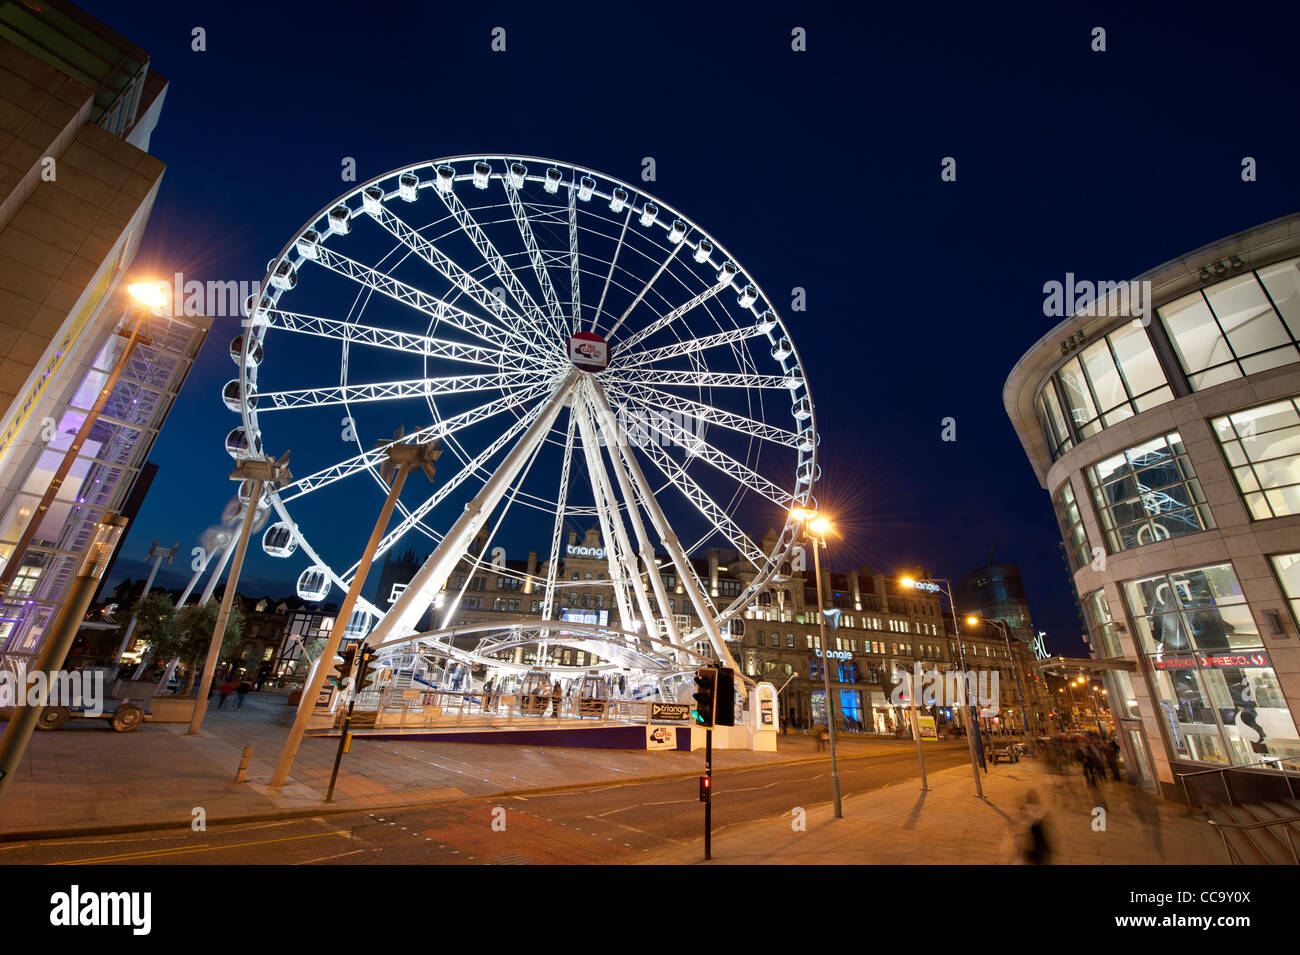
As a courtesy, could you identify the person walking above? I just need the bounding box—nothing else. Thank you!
[236,680,250,709]
[218,678,235,709]
[1105,736,1122,781]
[1001,789,1052,865]
[549,681,563,718]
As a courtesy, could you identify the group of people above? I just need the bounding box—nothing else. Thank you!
[216,678,251,709]
[1042,731,1121,786]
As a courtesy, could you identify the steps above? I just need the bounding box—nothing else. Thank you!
[1207,798,1300,864]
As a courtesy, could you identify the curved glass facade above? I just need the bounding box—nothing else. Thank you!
[1035,256,1300,464]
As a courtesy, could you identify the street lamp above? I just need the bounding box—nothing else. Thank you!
[790,507,842,818]
[965,616,1036,752]
[901,574,984,797]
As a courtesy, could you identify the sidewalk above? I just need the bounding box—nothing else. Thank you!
[642,756,1227,865]
[0,692,883,841]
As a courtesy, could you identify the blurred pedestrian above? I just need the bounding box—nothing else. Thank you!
[236,680,250,709]
[1001,789,1052,865]
[218,679,235,709]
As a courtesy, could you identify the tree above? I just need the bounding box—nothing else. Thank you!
[121,593,181,674]
[174,601,246,696]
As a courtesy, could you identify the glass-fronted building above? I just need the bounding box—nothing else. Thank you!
[1005,213,1300,799]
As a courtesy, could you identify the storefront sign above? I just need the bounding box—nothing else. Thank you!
[815,649,852,660]
[1149,651,1271,671]
[566,545,607,559]
[910,580,942,594]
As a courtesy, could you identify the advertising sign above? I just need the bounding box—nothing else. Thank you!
[651,702,691,721]
[646,725,677,750]
[568,332,610,371]
[1149,651,1272,671]
[315,684,335,708]
[759,697,775,728]
[917,715,938,740]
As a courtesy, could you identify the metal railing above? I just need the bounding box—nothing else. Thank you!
[1177,756,1300,808]
[333,688,659,731]
[1208,813,1300,866]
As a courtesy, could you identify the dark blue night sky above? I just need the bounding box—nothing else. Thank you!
[88,1,1300,656]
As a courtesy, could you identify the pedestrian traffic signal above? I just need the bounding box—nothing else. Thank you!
[354,644,379,695]
[699,775,711,802]
[692,667,717,726]
[329,646,358,688]
[714,666,736,727]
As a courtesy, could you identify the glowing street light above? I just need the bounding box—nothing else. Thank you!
[790,507,842,817]
[965,614,1036,751]
[127,280,169,309]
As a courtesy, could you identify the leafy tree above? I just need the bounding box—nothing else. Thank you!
[121,593,181,673]
[174,601,245,695]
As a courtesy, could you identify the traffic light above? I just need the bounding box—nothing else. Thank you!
[328,645,358,688]
[692,667,717,726]
[699,775,711,802]
[354,644,379,695]
[714,667,735,727]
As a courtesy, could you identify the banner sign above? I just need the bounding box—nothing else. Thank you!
[651,702,691,721]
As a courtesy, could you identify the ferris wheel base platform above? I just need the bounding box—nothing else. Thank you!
[344,721,759,751]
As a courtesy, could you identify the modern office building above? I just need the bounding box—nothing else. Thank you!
[1005,213,1300,798]
[0,2,206,662]
[956,560,1037,644]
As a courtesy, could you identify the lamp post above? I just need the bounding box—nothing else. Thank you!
[270,440,440,790]
[966,616,1035,753]
[901,575,983,797]
[110,538,177,678]
[188,453,292,735]
[791,507,842,818]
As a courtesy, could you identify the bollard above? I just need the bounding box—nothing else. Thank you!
[235,745,253,783]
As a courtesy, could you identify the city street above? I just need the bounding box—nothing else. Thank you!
[0,743,971,864]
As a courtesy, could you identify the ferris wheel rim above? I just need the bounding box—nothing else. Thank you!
[235,155,820,636]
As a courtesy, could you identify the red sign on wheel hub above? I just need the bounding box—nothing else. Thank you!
[568,331,610,372]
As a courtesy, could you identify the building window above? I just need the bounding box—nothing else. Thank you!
[1212,394,1300,520]
[1273,553,1300,632]
[786,633,795,647]
[1124,563,1297,766]
[1081,589,1122,658]
[1054,479,1092,571]
[1158,260,1300,391]
[1087,431,1214,553]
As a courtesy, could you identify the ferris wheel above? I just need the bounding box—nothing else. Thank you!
[230,156,818,672]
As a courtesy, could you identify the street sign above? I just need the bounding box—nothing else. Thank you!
[651,702,691,721]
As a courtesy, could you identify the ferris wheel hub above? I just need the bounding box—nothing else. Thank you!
[568,331,610,372]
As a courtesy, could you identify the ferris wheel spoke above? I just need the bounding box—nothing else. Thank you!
[630,437,767,570]
[353,397,553,575]
[277,385,550,503]
[611,369,789,390]
[604,241,682,341]
[628,403,795,509]
[364,205,555,358]
[608,381,800,448]
[611,318,779,369]
[500,166,567,332]
[590,206,632,334]
[611,266,731,354]
[539,410,578,623]
[310,245,543,363]
[567,176,582,333]
[436,181,565,346]
[255,370,545,412]
[257,307,517,370]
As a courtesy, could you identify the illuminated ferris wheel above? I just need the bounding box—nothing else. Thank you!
[229,156,818,672]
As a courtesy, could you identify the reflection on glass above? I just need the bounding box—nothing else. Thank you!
[1088,432,1214,553]
[1213,395,1300,519]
